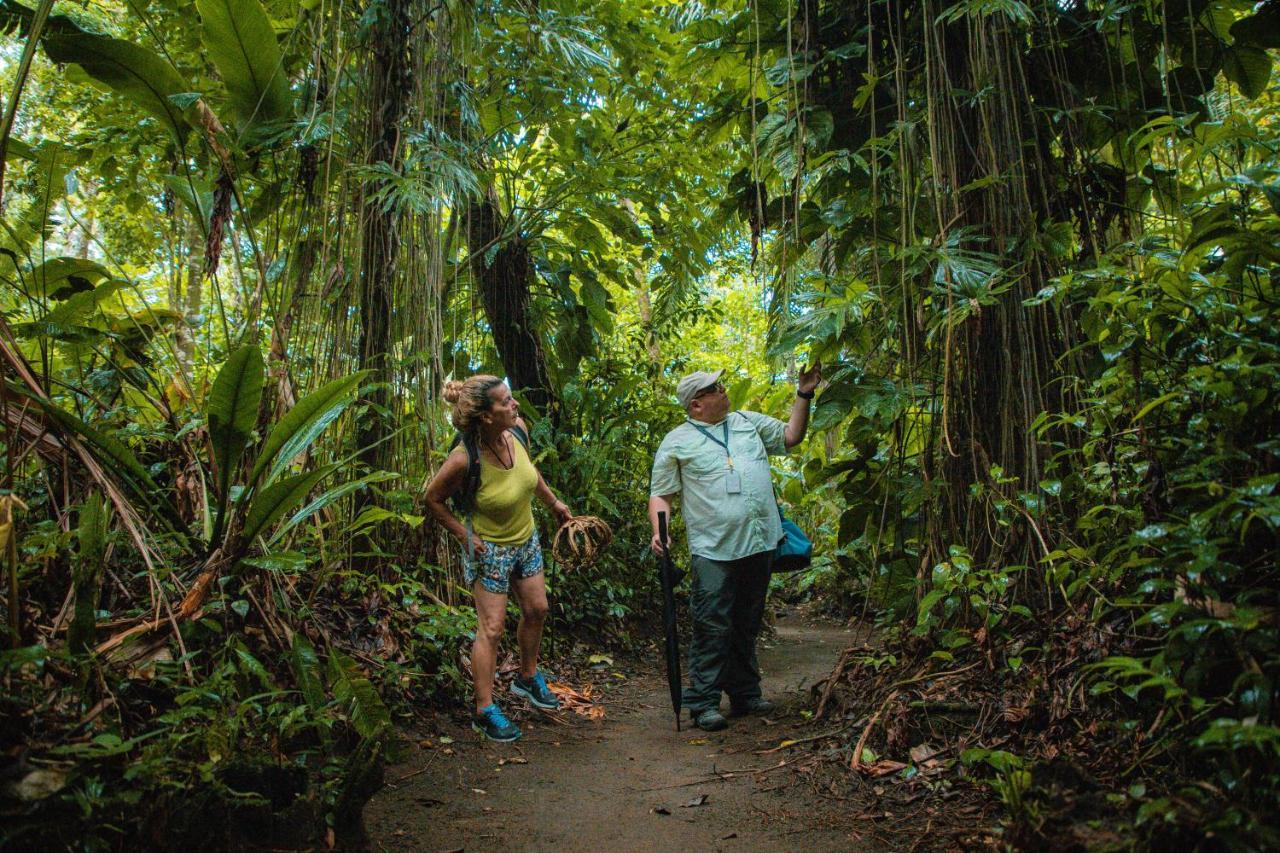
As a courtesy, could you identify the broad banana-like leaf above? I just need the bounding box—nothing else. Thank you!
[40,30,193,142]
[196,0,292,130]
[246,371,368,491]
[240,463,335,546]
[207,345,264,542]
[289,634,327,713]
[270,470,397,546]
[328,651,391,739]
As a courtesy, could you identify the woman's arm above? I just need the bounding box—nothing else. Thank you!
[517,417,573,525]
[424,449,484,554]
[534,471,573,526]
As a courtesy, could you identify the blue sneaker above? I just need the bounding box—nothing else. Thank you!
[511,671,560,710]
[472,704,521,742]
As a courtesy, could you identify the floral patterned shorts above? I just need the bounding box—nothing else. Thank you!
[463,530,544,595]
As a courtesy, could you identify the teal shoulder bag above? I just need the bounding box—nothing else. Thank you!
[774,507,812,573]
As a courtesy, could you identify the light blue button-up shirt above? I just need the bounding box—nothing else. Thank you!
[650,410,788,561]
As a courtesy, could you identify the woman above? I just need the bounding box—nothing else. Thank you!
[424,375,573,742]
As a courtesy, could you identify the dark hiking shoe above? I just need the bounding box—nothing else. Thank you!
[511,671,560,710]
[693,709,728,731]
[729,697,777,717]
[472,704,521,742]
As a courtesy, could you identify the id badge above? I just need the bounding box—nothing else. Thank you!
[725,470,742,494]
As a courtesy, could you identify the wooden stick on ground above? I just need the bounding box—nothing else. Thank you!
[850,690,898,772]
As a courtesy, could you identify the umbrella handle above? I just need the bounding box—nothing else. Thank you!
[657,510,669,559]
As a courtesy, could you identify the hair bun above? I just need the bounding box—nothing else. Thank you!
[442,379,465,405]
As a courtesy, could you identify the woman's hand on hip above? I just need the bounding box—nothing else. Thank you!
[459,533,487,557]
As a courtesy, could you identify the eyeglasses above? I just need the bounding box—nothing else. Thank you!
[693,382,725,400]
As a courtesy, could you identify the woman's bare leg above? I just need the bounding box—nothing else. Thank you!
[510,572,549,679]
[472,584,508,710]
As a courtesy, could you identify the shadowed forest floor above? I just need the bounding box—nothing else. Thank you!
[365,608,999,851]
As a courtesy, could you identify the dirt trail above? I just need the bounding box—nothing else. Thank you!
[365,610,901,851]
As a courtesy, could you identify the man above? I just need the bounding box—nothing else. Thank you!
[648,364,822,731]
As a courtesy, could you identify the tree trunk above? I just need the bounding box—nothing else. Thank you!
[921,8,1076,575]
[467,192,558,424]
[356,0,413,468]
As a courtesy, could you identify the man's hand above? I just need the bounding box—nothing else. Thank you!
[650,530,672,557]
[798,360,822,395]
[648,494,676,556]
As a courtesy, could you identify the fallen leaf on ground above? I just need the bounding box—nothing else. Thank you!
[1003,705,1030,722]
[909,743,936,763]
[652,806,671,815]
[498,756,528,765]
[687,737,709,745]
[588,654,613,665]
[548,681,605,720]
[682,794,709,808]
[861,759,908,777]
[471,788,487,795]
[7,768,68,801]
[720,833,738,840]
[439,736,455,744]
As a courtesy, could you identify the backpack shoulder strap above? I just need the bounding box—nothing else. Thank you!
[509,424,530,450]
[448,432,482,515]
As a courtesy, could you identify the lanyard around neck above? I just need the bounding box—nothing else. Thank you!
[689,418,734,469]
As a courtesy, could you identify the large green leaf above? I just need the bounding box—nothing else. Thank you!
[246,371,368,491]
[270,470,396,545]
[240,463,335,546]
[40,31,193,141]
[1222,45,1273,100]
[26,256,110,300]
[207,345,264,542]
[1231,6,1280,50]
[162,174,213,223]
[40,278,128,327]
[289,634,327,713]
[196,0,291,130]
[327,652,391,739]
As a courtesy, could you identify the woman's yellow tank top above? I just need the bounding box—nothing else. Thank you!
[471,436,538,545]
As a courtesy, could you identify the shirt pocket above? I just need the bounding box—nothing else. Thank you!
[731,424,769,462]
[682,453,723,480]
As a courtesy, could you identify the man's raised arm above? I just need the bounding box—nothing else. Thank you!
[784,361,823,448]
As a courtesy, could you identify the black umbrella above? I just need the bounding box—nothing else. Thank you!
[657,511,683,731]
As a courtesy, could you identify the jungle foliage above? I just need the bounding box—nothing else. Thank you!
[0,0,1277,847]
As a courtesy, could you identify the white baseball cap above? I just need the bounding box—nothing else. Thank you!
[676,369,725,408]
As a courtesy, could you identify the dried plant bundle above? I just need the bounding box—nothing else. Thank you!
[551,515,613,568]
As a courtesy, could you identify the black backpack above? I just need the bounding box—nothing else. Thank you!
[448,425,530,516]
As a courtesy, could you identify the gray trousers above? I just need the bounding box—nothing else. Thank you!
[683,550,773,716]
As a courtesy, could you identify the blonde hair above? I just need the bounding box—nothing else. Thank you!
[442,374,504,435]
